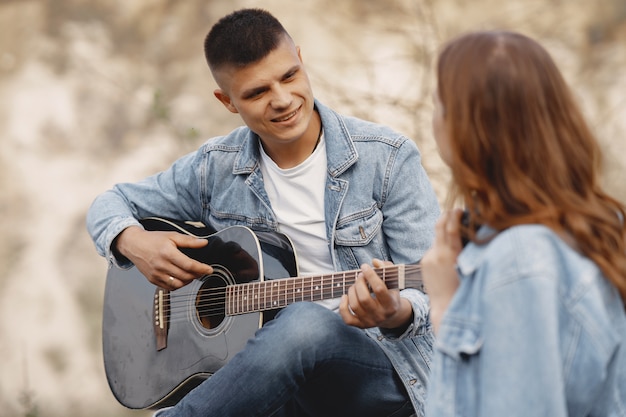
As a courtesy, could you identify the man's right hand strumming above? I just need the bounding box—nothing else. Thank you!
[114,226,214,289]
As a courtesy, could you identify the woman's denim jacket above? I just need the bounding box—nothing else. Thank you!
[426,224,626,417]
[87,99,441,416]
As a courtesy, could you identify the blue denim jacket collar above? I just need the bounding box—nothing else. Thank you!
[456,225,496,276]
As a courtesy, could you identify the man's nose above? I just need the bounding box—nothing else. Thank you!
[270,85,292,109]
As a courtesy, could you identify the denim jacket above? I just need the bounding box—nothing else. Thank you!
[87,99,440,415]
[426,224,626,417]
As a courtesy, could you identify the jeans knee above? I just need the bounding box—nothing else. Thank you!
[269,302,344,348]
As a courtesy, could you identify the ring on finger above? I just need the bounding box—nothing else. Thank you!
[348,304,357,316]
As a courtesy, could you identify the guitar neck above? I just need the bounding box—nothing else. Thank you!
[225,264,422,316]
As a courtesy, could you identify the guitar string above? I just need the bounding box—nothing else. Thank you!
[160,266,421,312]
[161,286,423,323]
[158,275,420,325]
[160,266,422,313]
[156,267,423,322]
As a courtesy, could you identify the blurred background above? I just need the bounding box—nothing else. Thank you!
[0,0,624,416]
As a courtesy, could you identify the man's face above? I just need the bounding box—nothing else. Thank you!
[212,36,316,147]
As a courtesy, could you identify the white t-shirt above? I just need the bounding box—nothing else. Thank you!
[259,133,340,310]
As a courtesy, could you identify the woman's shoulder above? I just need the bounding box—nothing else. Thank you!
[458,224,589,286]
[460,224,560,266]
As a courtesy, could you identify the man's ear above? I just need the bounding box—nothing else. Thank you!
[214,89,238,114]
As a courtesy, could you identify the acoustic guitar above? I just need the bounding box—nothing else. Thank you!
[102,217,424,409]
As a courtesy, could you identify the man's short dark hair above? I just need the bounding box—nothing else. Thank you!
[204,8,290,71]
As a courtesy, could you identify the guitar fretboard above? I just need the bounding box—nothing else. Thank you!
[225,264,422,316]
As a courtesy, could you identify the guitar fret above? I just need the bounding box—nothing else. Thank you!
[271,280,277,309]
[250,284,255,313]
[249,284,254,313]
[280,279,286,308]
[314,276,320,301]
[247,283,252,313]
[226,286,231,315]
[240,285,245,314]
[325,275,329,298]
[323,274,332,299]
[317,276,322,300]
[266,280,272,309]
[242,284,246,314]
[245,283,250,314]
[233,285,238,315]
[255,282,259,312]
[241,285,250,311]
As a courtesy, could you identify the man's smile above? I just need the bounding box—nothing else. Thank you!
[272,107,299,123]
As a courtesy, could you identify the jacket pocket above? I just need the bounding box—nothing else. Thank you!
[436,316,483,360]
[334,206,386,268]
[334,204,383,246]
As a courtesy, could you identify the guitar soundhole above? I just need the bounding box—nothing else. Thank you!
[195,275,227,330]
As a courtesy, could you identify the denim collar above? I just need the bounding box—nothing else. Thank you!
[233,99,358,177]
[456,225,497,276]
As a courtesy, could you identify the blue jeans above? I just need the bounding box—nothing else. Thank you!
[156,302,414,417]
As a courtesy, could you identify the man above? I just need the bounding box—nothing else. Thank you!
[87,8,440,417]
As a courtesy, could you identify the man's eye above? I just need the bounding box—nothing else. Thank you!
[284,71,297,81]
[246,90,264,99]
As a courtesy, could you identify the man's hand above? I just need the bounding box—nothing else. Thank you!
[115,226,214,289]
[340,259,413,330]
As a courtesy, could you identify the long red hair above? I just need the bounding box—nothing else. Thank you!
[437,31,626,305]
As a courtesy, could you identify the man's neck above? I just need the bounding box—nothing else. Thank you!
[260,112,322,169]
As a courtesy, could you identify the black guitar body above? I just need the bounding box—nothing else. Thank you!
[102,218,297,409]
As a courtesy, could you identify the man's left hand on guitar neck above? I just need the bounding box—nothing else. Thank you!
[339,259,414,331]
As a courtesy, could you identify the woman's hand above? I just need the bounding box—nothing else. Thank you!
[421,208,465,334]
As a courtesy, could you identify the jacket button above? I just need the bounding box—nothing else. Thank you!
[409,379,417,385]
[377,335,385,341]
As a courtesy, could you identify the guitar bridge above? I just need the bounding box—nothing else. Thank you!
[153,288,170,351]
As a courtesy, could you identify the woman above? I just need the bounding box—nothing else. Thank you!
[422,30,626,416]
